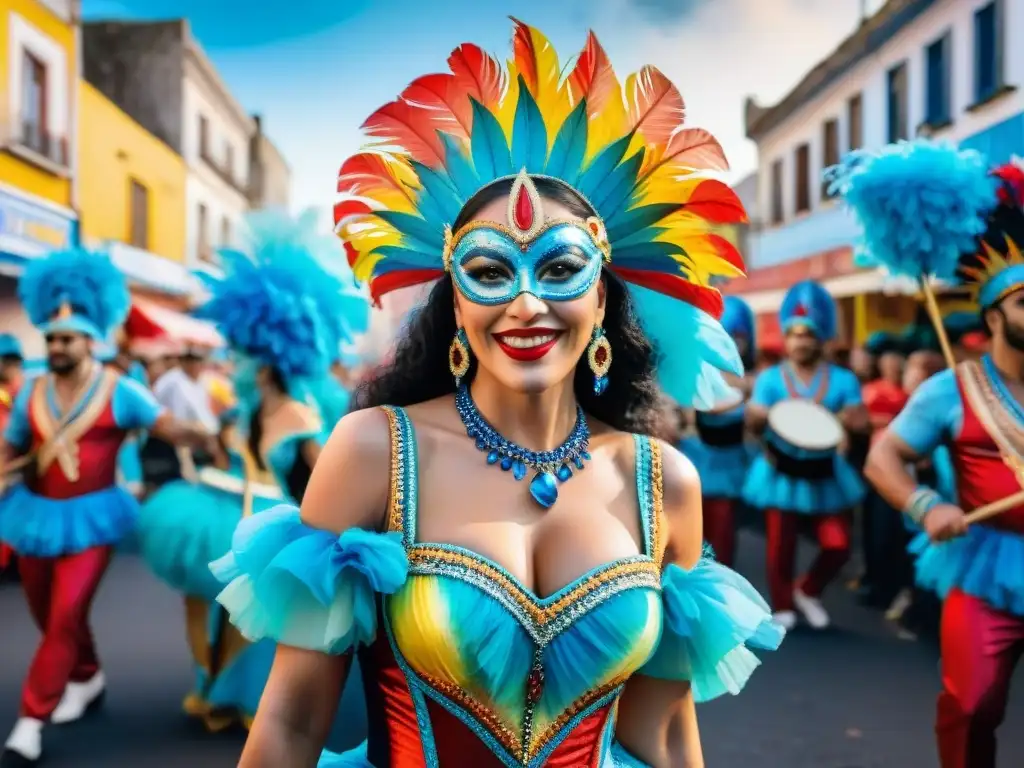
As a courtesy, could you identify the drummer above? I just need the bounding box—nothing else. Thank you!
[743,280,869,630]
[680,295,757,567]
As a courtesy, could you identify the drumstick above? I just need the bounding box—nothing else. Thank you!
[964,488,1024,524]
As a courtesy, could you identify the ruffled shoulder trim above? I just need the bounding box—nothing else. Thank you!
[639,556,784,702]
[210,505,409,653]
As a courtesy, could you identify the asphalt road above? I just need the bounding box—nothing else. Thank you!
[1,531,1022,768]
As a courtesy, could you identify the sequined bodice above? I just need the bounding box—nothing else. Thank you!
[372,407,665,767]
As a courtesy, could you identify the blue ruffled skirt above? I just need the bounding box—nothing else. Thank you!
[741,453,865,514]
[0,484,139,557]
[680,438,757,500]
[910,525,1024,616]
[137,480,280,601]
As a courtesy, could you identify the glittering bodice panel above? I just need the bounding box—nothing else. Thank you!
[376,407,665,767]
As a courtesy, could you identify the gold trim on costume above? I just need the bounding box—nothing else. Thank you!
[958,360,1024,488]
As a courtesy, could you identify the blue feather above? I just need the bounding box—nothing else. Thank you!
[439,133,481,201]
[372,248,446,272]
[827,140,998,280]
[611,241,686,264]
[576,133,633,202]
[589,151,644,220]
[375,211,445,251]
[606,204,677,241]
[18,248,130,336]
[409,161,463,224]
[470,99,513,180]
[545,100,588,183]
[610,223,671,249]
[510,76,548,174]
[721,295,756,346]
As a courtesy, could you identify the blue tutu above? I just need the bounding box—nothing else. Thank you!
[0,484,139,557]
[137,479,282,601]
[741,453,865,514]
[911,525,1024,616]
[680,437,757,500]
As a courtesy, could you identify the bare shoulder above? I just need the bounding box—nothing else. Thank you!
[653,437,702,568]
[277,399,322,432]
[301,406,394,533]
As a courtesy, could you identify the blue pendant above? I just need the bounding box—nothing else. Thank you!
[529,472,558,508]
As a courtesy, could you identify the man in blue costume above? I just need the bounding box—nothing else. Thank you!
[744,280,868,630]
[0,249,213,766]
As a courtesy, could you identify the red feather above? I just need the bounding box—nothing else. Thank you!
[361,100,445,168]
[994,163,1024,205]
[448,43,504,109]
[706,233,746,274]
[511,18,540,93]
[612,267,724,318]
[369,269,444,306]
[641,128,728,179]
[337,153,415,206]
[343,241,359,269]
[401,73,474,142]
[683,180,748,225]
[333,199,372,229]
[567,32,618,117]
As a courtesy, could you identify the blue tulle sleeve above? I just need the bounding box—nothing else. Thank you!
[210,505,409,654]
[638,557,785,702]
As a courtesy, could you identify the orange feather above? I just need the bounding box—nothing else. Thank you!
[361,100,446,168]
[640,128,728,179]
[448,43,505,110]
[401,73,474,142]
[510,18,570,140]
[680,180,748,225]
[337,153,417,209]
[626,66,685,148]
[566,32,627,159]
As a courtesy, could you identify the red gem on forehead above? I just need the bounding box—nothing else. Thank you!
[513,185,535,231]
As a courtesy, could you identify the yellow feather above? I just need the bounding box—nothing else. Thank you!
[495,59,520,141]
[585,90,626,162]
[655,231,744,279]
[512,23,571,149]
[637,170,705,206]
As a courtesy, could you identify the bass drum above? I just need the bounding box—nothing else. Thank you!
[764,399,844,479]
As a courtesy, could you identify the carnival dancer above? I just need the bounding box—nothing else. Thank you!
[680,295,757,566]
[0,249,213,767]
[836,142,1024,768]
[743,280,868,630]
[208,21,783,768]
[135,209,366,733]
[0,334,24,579]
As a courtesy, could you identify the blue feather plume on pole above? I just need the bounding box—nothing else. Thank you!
[826,140,998,280]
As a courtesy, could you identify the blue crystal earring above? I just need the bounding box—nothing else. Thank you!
[587,325,612,395]
[449,327,471,387]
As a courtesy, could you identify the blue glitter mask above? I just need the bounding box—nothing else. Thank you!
[443,171,611,305]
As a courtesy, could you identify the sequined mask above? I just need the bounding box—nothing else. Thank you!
[443,170,611,306]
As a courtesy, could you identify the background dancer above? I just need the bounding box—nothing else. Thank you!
[0,249,212,767]
[744,280,869,630]
[837,141,1024,768]
[681,295,757,566]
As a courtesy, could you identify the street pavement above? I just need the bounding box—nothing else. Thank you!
[1,530,1022,768]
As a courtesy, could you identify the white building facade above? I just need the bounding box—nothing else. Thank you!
[737,0,1022,336]
[182,39,252,272]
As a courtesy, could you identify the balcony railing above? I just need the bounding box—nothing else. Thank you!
[3,118,70,171]
[199,147,248,196]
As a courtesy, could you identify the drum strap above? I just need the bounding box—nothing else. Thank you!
[959,360,1024,488]
[781,363,829,403]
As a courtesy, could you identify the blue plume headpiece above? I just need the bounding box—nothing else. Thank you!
[721,296,756,344]
[18,248,130,340]
[196,209,367,381]
[0,334,23,359]
[779,280,837,341]
[826,140,998,281]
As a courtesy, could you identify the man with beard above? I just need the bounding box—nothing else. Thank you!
[0,249,214,767]
[744,280,869,630]
[865,160,1024,768]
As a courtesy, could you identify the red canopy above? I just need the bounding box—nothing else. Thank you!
[124,297,224,348]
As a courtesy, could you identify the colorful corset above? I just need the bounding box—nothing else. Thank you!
[212,406,784,767]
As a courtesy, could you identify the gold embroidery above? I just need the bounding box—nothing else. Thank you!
[649,438,665,569]
[381,406,405,535]
[529,677,624,758]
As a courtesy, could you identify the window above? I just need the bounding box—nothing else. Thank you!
[197,203,209,261]
[821,119,840,199]
[925,34,952,126]
[974,1,1003,102]
[199,115,209,158]
[225,142,234,178]
[20,51,47,151]
[770,159,784,225]
[847,93,863,151]
[794,144,811,214]
[887,62,908,143]
[129,179,149,249]
[220,215,231,247]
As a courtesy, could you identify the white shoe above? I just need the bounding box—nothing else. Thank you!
[3,718,42,762]
[772,610,797,631]
[51,671,105,725]
[794,588,830,629]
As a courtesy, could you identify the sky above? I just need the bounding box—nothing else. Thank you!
[81,0,888,232]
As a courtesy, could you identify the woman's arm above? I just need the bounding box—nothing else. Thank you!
[237,407,393,767]
[615,445,705,768]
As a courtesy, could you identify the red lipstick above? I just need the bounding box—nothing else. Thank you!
[493,328,563,362]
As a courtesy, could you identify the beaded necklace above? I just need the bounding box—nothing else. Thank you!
[454,384,591,508]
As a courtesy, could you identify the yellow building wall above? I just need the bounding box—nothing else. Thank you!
[0,0,76,206]
[77,82,187,262]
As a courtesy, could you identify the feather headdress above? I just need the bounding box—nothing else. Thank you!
[197,209,366,381]
[779,280,837,341]
[720,295,756,367]
[334,19,747,407]
[18,248,130,340]
[828,140,1024,308]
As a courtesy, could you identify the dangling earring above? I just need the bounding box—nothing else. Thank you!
[587,325,612,395]
[449,327,471,387]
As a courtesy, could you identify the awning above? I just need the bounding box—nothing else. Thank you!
[125,297,224,348]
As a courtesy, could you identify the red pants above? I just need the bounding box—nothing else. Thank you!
[765,509,850,612]
[936,589,1024,768]
[17,545,113,719]
[703,497,735,567]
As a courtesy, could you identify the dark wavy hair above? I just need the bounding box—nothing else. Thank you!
[354,176,672,438]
